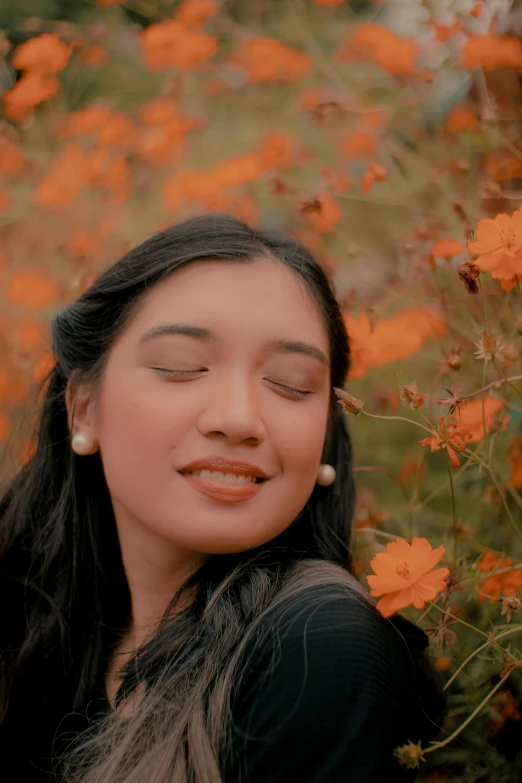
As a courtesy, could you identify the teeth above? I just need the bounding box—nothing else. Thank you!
[191,469,256,485]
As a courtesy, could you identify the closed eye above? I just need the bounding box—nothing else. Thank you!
[153,368,206,378]
[268,381,312,399]
[153,369,312,398]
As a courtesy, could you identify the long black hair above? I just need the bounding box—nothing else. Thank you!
[0,213,445,781]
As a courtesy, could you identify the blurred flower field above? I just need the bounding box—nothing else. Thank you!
[3,0,522,779]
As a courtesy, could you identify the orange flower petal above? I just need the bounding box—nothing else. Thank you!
[375,588,414,618]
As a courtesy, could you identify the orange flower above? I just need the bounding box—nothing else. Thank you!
[228,37,312,83]
[508,435,522,488]
[367,536,449,618]
[80,45,110,68]
[201,192,260,226]
[212,154,265,188]
[141,20,218,71]
[431,238,465,259]
[84,149,131,203]
[4,268,60,310]
[339,130,376,158]
[138,98,179,125]
[301,193,342,233]
[2,73,58,121]
[344,307,447,380]
[95,112,138,149]
[461,35,522,70]
[445,105,480,134]
[434,22,463,42]
[163,153,266,209]
[361,163,387,194]
[434,656,452,671]
[259,132,295,170]
[34,143,86,207]
[137,123,187,166]
[468,211,522,291]
[456,396,509,442]
[419,416,473,469]
[485,152,521,182]
[321,165,351,193]
[339,23,419,76]
[12,33,71,74]
[476,551,522,603]
[0,190,9,212]
[59,106,112,137]
[470,2,484,16]
[176,0,220,26]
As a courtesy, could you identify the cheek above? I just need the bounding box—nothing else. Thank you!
[95,374,187,498]
[276,402,328,476]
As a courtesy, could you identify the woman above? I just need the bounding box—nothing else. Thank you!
[0,213,446,782]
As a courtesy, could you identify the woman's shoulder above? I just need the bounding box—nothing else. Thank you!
[227,568,443,782]
[247,564,430,664]
[241,572,429,681]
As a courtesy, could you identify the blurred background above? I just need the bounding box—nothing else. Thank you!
[2,1,522,779]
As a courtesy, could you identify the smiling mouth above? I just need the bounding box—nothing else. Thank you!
[182,469,267,485]
[179,470,269,503]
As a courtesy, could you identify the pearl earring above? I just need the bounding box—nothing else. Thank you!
[317,464,336,486]
[71,433,90,454]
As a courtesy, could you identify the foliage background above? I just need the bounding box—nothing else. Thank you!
[2,0,522,780]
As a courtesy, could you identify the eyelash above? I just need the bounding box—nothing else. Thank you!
[152,369,312,398]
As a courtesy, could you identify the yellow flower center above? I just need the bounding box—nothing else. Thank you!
[499,227,516,248]
[396,561,410,580]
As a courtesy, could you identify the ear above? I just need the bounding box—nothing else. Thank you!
[65,370,98,451]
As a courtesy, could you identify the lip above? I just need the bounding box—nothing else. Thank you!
[180,471,266,503]
[178,456,270,479]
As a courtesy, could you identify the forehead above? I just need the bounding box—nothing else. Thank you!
[123,256,329,347]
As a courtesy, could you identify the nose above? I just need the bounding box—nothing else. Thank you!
[196,370,267,444]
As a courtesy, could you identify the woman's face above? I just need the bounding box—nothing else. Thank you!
[81,256,332,555]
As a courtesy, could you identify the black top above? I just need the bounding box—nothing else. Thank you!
[23,584,445,782]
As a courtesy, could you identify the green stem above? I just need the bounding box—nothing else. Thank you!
[354,527,407,542]
[465,374,522,400]
[464,450,522,542]
[480,359,488,460]
[446,458,458,568]
[412,456,474,513]
[425,669,514,753]
[361,410,433,434]
[492,357,522,399]
[443,625,522,691]
[427,601,490,638]
[479,276,489,330]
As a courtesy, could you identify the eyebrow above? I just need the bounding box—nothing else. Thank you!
[139,324,329,367]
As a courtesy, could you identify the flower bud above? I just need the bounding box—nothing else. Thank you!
[501,595,522,623]
[447,352,461,371]
[333,387,363,415]
[394,740,426,770]
[399,381,425,409]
